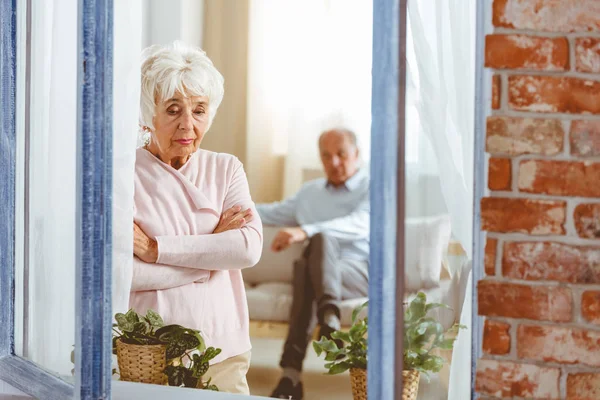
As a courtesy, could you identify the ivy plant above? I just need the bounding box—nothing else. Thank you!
[313,293,466,379]
[112,309,220,390]
[313,301,368,374]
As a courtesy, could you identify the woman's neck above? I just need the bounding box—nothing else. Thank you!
[145,143,190,170]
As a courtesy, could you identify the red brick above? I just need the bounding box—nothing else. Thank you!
[509,75,600,114]
[485,34,569,71]
[485,238,498,276]
[571,120,600,157]
[481,197,566,235]
[576,37,600,73]
[492,75,501,110]
[574,203,600,239]
[503,242,600,284]
[478,280,572,322]
[483,320,511,355]
[488,158,512,191]
[493,0,600,32]
[486,116,564,156]
[518,325,600,367]
[582,291,600,325]
[476,359,560,399]
[567,373,600,399]
[519,160,600,197]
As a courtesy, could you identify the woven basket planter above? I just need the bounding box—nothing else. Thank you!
[116,339,168,385]
[349,368,420,400]
[350,368,367,400]
[402,370,420,400]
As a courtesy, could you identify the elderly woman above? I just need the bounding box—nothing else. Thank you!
[129,42,262,394]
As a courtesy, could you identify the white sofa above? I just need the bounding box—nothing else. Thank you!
[243,216,470,332]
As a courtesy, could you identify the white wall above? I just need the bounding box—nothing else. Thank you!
[142,0,204,48]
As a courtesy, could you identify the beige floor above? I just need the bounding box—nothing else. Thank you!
[247,338,448,400]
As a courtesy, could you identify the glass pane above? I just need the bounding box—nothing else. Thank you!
[14,0,78,382]
[404,1,476,398]
[111,0,372,397]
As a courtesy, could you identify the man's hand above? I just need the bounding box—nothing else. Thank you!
[134,222,158,263]
[271,227,308,252]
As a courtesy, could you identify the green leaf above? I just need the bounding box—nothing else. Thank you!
[421,355,444,373]
[425,302,450,313]
[125,309,140,324]
[349,322,367,342]
[133,321,150,335]
[331,330,351,343]
[145,309,165,329]
[405,293,427,323]
[328,361,351,375]
[115,313,134,332]
[164,365,188,387]
[436,338,457,350]
[324,348,347,362]
[352,301,368,324]
[313,337,339,355]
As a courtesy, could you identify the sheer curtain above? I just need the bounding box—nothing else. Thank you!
[26,0,77,377]
[407,0,475,260]
[22,0,142,377]
[247,0,373,198]
[112,0,143,317]
[406,1,475,399]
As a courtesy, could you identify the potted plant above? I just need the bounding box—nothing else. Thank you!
[112,308,220,390]
[313,292,465,400]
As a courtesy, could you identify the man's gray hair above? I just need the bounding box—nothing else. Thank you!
[319,127,358,147]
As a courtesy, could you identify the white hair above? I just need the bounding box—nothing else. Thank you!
[139,41,224,132]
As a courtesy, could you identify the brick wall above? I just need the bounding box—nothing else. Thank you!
[476,1,600,399]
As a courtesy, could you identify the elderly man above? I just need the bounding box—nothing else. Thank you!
[257,128,370,400]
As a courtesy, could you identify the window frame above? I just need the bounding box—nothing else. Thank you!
[0,0,486,398]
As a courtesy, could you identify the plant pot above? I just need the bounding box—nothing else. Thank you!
[349,369,420,400]
[116,339,168,385]
[349,368,367,400]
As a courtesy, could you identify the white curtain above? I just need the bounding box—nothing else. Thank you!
[22,0,142,379]
[26,0,77,378]
[247,0,373,198]
[406,1,475,399]
[407,0,475,260]
[112,1,143,317]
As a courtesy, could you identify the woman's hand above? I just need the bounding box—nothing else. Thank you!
[213,205,253,234]
[134,222,158,263]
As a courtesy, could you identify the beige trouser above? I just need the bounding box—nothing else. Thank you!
[204,351,251,395]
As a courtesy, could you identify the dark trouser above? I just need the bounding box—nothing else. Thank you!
[279,233,368,371]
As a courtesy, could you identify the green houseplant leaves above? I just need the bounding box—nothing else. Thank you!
[112,309,219,390]
[313,301,368,374]
[313,293,465,379]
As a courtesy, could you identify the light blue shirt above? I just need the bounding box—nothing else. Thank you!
[256,168,370,261]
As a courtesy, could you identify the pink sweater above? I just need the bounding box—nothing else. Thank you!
[130,148,263,364]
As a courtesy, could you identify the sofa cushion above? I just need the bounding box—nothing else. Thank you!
[246,279,456,329]
[242,226,304,285]
[404,215,452,292]
[245,282,368,326]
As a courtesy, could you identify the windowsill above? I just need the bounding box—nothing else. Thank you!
[113,381,269,400]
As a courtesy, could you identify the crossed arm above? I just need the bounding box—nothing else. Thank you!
[131,161,263,291]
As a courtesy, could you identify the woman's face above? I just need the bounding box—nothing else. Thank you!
[148,91,209,167]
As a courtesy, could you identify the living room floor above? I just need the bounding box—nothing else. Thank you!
[247,337,448,400]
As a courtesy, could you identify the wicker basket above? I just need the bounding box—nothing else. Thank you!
[350,368,367,400]
[349,368,420,400]
[402,370,420,400]
[116,339,168,385]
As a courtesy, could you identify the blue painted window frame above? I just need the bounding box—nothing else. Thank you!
[0,0,113,399]
[0,0,485,399]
